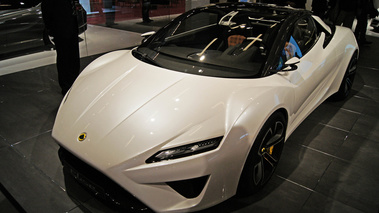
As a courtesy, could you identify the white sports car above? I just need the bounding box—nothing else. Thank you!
[53,2,358,212]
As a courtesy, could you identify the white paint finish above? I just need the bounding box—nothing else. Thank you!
[52,17,358,213]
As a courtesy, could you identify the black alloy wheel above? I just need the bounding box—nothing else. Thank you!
[332,51,358,100]
[238,112,286,195]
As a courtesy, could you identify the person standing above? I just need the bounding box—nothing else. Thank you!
[283,0,306,8]
[104,0,116,26]
[41,0,80,95]
[355,0,378,44]
[292,0,306,9]
[334,0,358,29]
[142,0,153,23]
[327,0,339,24]
[312,0,328,19]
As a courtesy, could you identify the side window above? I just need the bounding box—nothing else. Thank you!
[277,36,302,70]
[276,17,318,70]
[292,17,318,55]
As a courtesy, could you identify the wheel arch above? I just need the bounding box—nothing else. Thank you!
[235,107,288,195]
[240,106,289,161]
[222,103,289,197]
[216,81,294,199]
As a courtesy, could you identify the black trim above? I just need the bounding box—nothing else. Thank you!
[58,148,152,212]
[323,24,336,48]
[166,176,209,198]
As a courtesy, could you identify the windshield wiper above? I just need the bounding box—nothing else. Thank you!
[132,49,161,67]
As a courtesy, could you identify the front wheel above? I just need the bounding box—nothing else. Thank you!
[237,112,286,195]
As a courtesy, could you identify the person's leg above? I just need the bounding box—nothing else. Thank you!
[142,0,152,23]
[334,10,346,26]
[342,11,355,29]
[55,36,80,95]
[355,12,369,43]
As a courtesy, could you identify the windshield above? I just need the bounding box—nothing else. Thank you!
[136,6,283,78]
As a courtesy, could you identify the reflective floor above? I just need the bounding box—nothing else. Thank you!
[1,18,379,213]
[0,15,175,76]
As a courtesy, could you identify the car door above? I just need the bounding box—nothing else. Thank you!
[276,16,337,119]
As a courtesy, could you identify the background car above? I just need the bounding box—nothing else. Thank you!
[0,0,87,58]
[53,3,358,212]
[0,0,41,9]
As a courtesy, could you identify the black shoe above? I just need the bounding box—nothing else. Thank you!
[106,22,117,27]
[143,19,153,23]
[359,40,372,45]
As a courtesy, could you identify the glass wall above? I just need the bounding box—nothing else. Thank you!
[80,0,185,26]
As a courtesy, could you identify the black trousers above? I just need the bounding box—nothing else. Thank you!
[355,13,368,42]
[142,1,151,22]
[54,35,80,95]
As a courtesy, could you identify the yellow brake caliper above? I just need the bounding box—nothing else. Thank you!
[262,146,274,155]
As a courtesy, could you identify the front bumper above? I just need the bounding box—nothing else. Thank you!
[58,135,248,213]
[55,117,254,212]
[59,148,151,212]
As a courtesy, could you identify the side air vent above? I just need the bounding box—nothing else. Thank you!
[166,176,209,198]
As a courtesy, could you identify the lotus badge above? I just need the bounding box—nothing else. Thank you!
[78,132,87,142]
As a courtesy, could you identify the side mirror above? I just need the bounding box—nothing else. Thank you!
[282,57,300,71]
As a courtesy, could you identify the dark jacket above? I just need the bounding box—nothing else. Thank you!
[41,0,78,39]
[339,0,358,12]
[312,0,328,12]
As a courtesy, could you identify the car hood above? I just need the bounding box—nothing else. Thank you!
[52,50,271,170]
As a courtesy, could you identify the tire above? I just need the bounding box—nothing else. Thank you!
[332,51,358,101]
[237,112,286,195]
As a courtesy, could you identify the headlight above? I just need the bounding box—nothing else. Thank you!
[146,136,223,163]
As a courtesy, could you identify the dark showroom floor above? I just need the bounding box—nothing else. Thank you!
[1,19,379,212]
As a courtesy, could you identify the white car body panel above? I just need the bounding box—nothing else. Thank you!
[52,11,358,213]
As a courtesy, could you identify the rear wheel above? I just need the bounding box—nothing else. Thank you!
[238,112,286,195]
[332,51,358,100]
